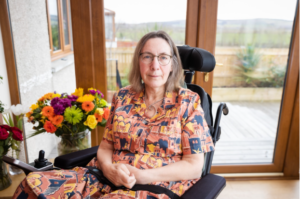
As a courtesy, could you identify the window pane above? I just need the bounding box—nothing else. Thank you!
[62,0,70,45]
[104,0,186,103]
[48,0,61,51]
[212,0,297,165]
[105,13,114,40]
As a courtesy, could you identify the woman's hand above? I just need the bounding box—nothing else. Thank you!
[124,164,148,184]
[97,142,136,188]
[102,163,136,189]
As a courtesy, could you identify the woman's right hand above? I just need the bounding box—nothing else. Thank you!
[101,163,136,189]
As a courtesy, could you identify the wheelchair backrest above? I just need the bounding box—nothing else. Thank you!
[177,45,216,177]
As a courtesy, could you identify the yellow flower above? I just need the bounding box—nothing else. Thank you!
[25,111,32,118]
[52,93,61,98]
[95,108,104,115]
[84,115,97,129]
[39,115,47,124]
[72,88,84,97]
[88,87,97,91]
[77,94,95,103]
[30,104,39,111]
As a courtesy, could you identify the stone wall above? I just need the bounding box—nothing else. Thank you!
[8,0,76,162]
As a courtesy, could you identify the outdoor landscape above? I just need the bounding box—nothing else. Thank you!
[106,18,293,95]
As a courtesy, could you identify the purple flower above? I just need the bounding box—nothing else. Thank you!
[96,90,104,98]
[51,97,60,106]
[53,104,65,115]
[60,98,72,108]
[89,90,96,95]
[67,95,78,102]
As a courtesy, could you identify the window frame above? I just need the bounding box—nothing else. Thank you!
[46,0,73,61]
[185,0,299,175]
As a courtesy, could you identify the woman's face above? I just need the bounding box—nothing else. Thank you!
[139,38,173,91]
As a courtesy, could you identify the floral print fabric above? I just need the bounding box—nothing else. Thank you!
[13,86,214,199]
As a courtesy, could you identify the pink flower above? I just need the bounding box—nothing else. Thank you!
[10,127,23,141]
[0,125,10,140]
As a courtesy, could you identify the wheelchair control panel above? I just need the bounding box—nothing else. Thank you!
[3,150,53,175]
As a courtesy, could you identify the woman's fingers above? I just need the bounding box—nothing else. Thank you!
[118,167,136,188]
[103,163,137,188]
[127,175,136,189]
[119,164,131,175]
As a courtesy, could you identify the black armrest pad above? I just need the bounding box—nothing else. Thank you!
[54,146,98,169]
[181,174,226,199]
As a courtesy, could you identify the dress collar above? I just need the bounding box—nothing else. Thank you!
[132,87,180,121]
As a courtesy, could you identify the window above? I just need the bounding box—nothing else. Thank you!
[105,9,115,41]
[46,0,72,60]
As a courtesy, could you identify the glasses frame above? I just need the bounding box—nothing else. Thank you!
[139,52,173,66]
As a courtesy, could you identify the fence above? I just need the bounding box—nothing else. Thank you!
[105,47,289,88]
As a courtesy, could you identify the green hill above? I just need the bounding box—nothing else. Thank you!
[115,18,294,47]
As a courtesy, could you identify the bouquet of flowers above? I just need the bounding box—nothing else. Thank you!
[0,124,23,189]
[0,124,23,157]
[26,88,109,155]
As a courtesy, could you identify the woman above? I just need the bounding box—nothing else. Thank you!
[13,31,214,199]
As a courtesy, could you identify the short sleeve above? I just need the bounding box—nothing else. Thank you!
[102,93,117,145]
[181,94,215,155]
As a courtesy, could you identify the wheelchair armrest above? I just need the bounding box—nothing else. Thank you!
[54,146,98,169]
[181,174,226,199]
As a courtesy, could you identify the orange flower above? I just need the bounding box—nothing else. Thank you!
[25,111,33,118]
[94,113,103,122]
[43,93,53,100]
[103,108,110,120]
[38,97,45,102]
[82,101,95,112]
[43,120,57,133]
[50,115,64,126]
[42,106,54,117]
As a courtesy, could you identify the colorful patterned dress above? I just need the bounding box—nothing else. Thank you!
[13,86,214,199]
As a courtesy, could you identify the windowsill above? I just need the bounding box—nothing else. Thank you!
[51,51,73,62]
[217,172,284,178]
[51,53,75,74]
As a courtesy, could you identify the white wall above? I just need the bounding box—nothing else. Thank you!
[7,0,76,162]
[0,24,11,112]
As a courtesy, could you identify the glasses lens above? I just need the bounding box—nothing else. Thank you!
[158,55,170,65]
[141,53,153,64]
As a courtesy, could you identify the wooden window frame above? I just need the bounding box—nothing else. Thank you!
[46,0,73,61]
[185,0,299,176]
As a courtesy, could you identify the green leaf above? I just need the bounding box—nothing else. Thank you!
[33,108,41,114]
[0,145,4,155]
[8,113,14,127]
[3,114,9,125]
[26,129,46,139]
[4,137,10,146]
[17,118,23,130]
[11,144,17,150]
[98,119,107,127]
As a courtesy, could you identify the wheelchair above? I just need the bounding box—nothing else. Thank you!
[4,45,228,199]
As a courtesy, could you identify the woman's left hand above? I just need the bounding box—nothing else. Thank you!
[125,164,149,184]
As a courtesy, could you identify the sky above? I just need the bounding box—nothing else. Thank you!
[104,0,297,24]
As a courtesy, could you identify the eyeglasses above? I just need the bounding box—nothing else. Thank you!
[140,53,172,66]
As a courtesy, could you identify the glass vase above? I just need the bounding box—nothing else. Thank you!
[9,164,23,175]
[57,130,91,156]
[9,143,23,175]
[0,159,12,191]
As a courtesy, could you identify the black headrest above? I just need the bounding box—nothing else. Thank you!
[177,45,216,72]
